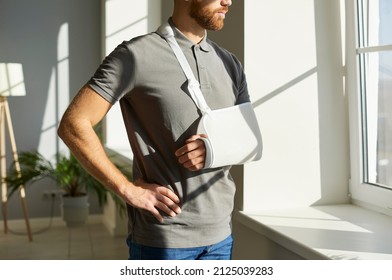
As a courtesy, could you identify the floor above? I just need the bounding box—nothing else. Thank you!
[0,216,128,260]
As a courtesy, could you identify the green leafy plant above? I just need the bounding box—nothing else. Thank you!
[4,150,126,215]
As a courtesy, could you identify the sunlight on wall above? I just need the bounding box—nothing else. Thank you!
[38,23,69,160]
[105,0,148,55]
[243,0,321,211]
[242,0,348,212]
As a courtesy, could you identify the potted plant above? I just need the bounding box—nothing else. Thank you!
[4,150,127,227]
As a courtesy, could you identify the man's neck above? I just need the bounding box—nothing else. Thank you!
[171,15,205,44]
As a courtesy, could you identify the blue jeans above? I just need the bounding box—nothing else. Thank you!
[127,235,233,260]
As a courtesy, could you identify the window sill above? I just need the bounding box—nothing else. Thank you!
[234,204,392,260]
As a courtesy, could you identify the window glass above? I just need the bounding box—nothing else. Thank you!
[361,51,392,187]
[359,0,392,47]
[358,0,392,188]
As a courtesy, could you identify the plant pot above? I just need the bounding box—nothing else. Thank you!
[61,194,90,227]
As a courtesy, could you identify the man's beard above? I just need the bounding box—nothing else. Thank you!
[189,1,227,31]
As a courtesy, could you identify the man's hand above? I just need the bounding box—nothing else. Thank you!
[124,178,182,223]
[175,134,207,171]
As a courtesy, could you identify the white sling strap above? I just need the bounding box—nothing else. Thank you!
[157,23,211,114]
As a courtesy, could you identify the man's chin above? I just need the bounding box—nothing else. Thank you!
[209,19,225,31]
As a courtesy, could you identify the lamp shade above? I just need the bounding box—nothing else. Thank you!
[0,63,26,96]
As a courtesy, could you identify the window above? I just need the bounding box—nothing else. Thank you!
[348,0,392,213]
[358,0,392,188]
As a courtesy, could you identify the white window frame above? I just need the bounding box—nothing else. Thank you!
[346,0,392,215]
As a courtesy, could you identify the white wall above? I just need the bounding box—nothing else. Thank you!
[242,0,349,212]
[232,0,350,259]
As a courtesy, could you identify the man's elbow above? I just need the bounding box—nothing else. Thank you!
[57,116,72,144]
[57,119,66,141]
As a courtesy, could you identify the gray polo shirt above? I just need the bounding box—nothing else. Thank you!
[88,20,250,248]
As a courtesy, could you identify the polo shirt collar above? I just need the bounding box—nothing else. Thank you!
[168,18,211,52]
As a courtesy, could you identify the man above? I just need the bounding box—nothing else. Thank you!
[58,0,249,260]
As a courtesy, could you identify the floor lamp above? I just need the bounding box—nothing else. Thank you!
[0,63,32,241]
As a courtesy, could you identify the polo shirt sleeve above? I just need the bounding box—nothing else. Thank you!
[88,42,135,105]
[234,57,251,105]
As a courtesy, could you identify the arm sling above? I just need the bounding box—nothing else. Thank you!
[157,23,263,169]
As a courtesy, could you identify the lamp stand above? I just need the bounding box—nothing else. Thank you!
[0,96,32,241]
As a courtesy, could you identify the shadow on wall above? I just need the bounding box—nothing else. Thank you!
[0,0,101,219]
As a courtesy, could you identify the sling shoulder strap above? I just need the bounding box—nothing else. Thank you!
[157,22,211,114]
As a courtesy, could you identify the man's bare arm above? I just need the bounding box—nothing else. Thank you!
[58,85,181,222]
